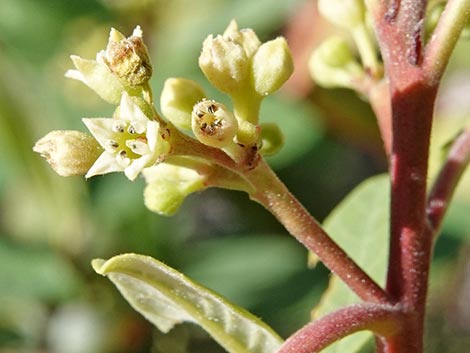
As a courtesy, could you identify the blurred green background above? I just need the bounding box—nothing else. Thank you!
[0,0,468,352]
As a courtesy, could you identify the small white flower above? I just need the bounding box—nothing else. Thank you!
[83,92,169,180]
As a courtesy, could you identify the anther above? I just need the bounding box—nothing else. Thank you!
[108,140,119,149]
[113,124,125,133]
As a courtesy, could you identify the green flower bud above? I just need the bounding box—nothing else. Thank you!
[223,20,261,58]
[160,78,206,130]
[259,123,284,156]
[191,100,238,148]
[251,37,294,96]
[33,130,102,176]
[235,120,260,145]
[199,34,250,94]
[318,0,366,29]
[309,36,364,88]
[103,26,153,87]
[143,163,206,216]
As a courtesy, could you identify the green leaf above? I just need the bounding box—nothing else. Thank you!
[92,253,283,353]
[312,174,390,353]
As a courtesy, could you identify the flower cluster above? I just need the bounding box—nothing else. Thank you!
[34,22,294,215]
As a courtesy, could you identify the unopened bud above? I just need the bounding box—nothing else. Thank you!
[103,26,152,87]
[236,120,260,145]
[192,100,238,148]
[143,163,206,216]
[318,0,365,29]
[199,34,249,94]
[160,78,206,130]
[33,131,102,176]
[223,20,261,58]
[259,123,284,156]
[309,36,364,88]
[251,37,294,96]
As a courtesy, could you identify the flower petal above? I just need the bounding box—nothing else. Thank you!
[119,93,149,133]
[146,121,159,152]
[68,55,126,104]
[124,154,153,181]
[82,118,117,149]
[85,151,124,178]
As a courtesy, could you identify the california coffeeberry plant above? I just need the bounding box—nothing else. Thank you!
[32,1,469,352]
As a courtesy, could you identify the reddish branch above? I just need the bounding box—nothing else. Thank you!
[277,304,402,353]
[372,1,435,351]
[247,161,392,305]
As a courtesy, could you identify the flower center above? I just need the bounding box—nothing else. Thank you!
[108,122,149,160]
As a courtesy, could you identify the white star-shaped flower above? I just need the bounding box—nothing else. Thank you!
[83,92,169,180]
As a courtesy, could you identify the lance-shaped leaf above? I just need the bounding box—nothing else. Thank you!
[92,254,283,353]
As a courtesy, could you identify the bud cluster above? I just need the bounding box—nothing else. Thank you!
[199,20,293,136]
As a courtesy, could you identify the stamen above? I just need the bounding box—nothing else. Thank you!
[128,125,136,134]
[113,124,125,133]
[108,140,119,149]
[208,104,218,114]
[126,139,149,155]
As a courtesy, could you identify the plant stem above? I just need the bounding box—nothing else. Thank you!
[423,0,470,83]
[246,159,391,304]
[426,128,470,233]
[170,126,391,304]
[371,1,440,352]
[277,303,402,353]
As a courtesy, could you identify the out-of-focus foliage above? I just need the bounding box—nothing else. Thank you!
[0,0,468,352]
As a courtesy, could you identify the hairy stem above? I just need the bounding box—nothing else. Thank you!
[277,303,402,353]
[246,159,391,304]
[381,70,437,353]
[371,1,442,352]
[426,128,470,233]
[423,0,470,83]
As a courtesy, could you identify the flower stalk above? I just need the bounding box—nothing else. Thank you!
[246,160,391,304]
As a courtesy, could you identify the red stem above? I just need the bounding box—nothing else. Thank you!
[277,303,402,353]
[426,128,470,233]
[247,160,392,305]
[372,1,437,352]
